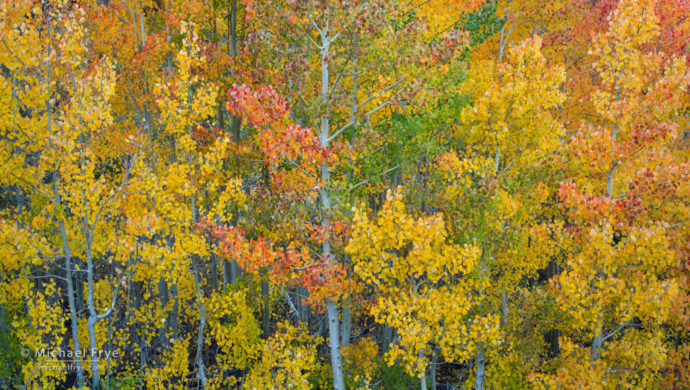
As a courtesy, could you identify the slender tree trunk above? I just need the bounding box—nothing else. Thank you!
[430,344,440,390]
[314,311,326,338]
[222,233,241,286]
[223,0,243,287]
[326,300,345,390]
[0,305,5,339]
[591,106,620,360]
[164,237,179,340]
[501,290,508,325]
[61,221,84,389]
[340,301,352,348]
[52,103,85,390]
[210,10,223,294]
[170,283,179,340]
[230,0,238,57]
[76,271,84,314]
[210,253,219,291]
[590,326,603,360]
[222,260,231,287]
[137,333,145,390]
[383,323,393,352]
[85,233,103,388]
[105,315,114,390]
[223,260,233,287]
[86,315,101,388]
[296,285,310,323]
[419,348,427,390]
[131,280,147,389]
[475,344,485,390]
[547,329,561,358]
[158,279,170,347]
[192,257,208,388]
[261,274,270,338]
[317,21,346,390]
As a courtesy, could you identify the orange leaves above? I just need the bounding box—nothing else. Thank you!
[549,4,689,380]
[656,0,690,61]
[205,223,289,279]
[297,259,356,309]
[214,226,300,284]
[227,84,290,128]
[296,219,351,250]
[200,219,355,308]
[559,180,621,227]
[163,0,210,29]
[559,160,689,234]
[227,84,330,194]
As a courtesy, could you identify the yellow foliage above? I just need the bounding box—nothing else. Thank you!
[459,36,565,171]
[342,337,379,385]
[346,188,494,377]
[244,321,321,390]
[145,337,190,390]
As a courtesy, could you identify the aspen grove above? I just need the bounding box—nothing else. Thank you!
[0,0,688,389]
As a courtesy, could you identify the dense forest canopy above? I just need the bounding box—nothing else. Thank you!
[0,0,688,389]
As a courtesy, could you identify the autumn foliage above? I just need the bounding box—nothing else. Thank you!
[0,0,688,389]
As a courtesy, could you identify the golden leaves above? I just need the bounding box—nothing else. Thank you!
[244,321,322,390]
[346,188,485,376]
[459,36,565,168]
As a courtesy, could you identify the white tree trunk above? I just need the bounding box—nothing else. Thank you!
[475,345,485,390]
[318,20,346,390]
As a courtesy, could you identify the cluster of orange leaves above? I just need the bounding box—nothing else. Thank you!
[195,218,354,309]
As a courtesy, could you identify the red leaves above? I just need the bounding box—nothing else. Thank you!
[197,219,354,308]
[559,157,690,231]
[631,122,678,147]
[215,226,279,273]
[227,84,290,129]
[226,84,331,193]
[655,0,690,62]
[199,221,298,284]
[559,180,619,226]
[627,162,689,204]
[296,219,351,249]
[297,259,354,311]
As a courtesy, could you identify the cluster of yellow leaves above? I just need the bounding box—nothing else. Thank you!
[346,188,496,377]
[556,224,679,337]
[348,189,478,287]
[412,0,485,38]
[530,335,610,390]
[146,337,190,390]
[16,284,66,390]
[244,321,321,390]
[0,219,48,273]
[459,36,565,170]
[531,330,671,389]
[341,337,379,387]
[206,290,261,378]
[432,151,493,202]
[154,22,218,147]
